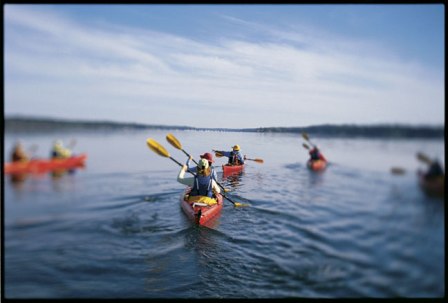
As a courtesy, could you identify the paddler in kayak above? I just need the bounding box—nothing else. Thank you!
[309,145,327,162]
[186,152,218,181]
[177,158,221,204]
[51,140,72,159]
[213,145,245,166]
[422,159,444,180]
[10,141,30,162]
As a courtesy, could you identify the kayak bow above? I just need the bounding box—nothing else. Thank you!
[180,187,223,225]
[307,159,327,171]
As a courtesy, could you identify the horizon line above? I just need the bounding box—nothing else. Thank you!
[4,114,445,130]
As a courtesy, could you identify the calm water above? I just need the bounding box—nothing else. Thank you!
[3,130,445,298]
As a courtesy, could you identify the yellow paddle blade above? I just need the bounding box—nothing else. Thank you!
[302,143,310,150]
[416,152,433,165]
[146,138,170,158]
[166,133,182,150]
[234,202,250,207]
[215,152,223,157]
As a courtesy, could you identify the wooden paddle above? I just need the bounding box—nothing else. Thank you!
[301,132,316,147]
[390,167,406,175]
[244,157,264,164]
[416,152,434,166]
[147,138,249,207]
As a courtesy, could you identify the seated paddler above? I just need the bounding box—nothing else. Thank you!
[177,158,221,205]
[186,152,218,181]
[309,145,327,162]
[213,145,245,166]
[51,140,72,159]
[11,141,30,163]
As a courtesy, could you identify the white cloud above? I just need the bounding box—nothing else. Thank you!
[4,5,444,128]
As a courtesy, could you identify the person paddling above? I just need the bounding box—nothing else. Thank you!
[51,140,72,159]
[423,159,444,180]
[10,141,29,162]
[214,145,245,166]
[309,145,327,162]
[186,152,218,181]
[177,158,221,204]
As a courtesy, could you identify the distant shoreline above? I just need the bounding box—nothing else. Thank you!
[4,116,445,139]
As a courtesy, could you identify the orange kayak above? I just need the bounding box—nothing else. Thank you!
[4,154,87,174]
[307,159,327,171]
[180,187,223,225]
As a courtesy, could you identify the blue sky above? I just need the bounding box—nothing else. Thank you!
[4,4,444,128]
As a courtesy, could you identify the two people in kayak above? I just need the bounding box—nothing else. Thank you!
[177,156,221,203]
[10,139,73,163]
[213,145,245,166]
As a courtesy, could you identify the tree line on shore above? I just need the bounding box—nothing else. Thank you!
[4,116,444,138]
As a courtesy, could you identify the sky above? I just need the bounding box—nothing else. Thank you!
[3,4,445,128]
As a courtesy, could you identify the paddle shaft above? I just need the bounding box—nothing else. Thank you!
[244,158,263,163]
[182,149,198,165]
[302,133,316,148]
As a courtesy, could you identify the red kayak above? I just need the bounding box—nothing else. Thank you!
[307,159,327,171]
[180,187,223,226]
[4,154,87,174]
[222,164,244,175]
[418,170,444,199]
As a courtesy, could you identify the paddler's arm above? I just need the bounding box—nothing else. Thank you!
[186,156,197,173]
[177,164,195,186]
[215,150,232,158]
[211,180,221,194]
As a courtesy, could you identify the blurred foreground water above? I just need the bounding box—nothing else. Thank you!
[3,130,445,298]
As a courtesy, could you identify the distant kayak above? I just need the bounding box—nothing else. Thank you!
[222,164,244,175]
[180,187,223,226]
[418,171,444,199]
[4,154,87,174]
[307,159,327,171]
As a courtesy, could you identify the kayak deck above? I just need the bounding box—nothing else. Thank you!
[180,187,223,226]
